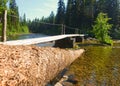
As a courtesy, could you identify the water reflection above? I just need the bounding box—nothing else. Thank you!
[7,33,55,47]
[67,45,120,86]
[7,33,48,40]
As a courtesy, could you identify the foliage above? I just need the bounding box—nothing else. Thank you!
[0,0,8,33]
[0,0,8,10]
[48,11,55,23]
[112,27,120,39]
[27,17,61,35]
[7,24,29,36]
[0,0,29,38]
[56,0,65,24]
[8,0,20,32]
[92,12,113,45]
[28,0,120,39]
[27,11,63,35]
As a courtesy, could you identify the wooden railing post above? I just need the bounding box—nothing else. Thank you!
[2,10,7,42]
[63,25,65,34]
[61,24,63,35]
[75,28,79,34]
[61,24,65,35]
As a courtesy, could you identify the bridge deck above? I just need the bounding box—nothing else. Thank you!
[0,34,85,45]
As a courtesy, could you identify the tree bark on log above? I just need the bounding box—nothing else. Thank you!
[0,45,84,86]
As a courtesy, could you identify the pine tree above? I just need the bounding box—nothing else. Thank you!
[9,0,19,25]
[0,0,8,35]
[70,0,79,27]
[0,0,8,11]
[104,0,120,38]
[0,0,8,20]
[23,13,26,25]
[8,0,20,34]
[105,0,119,24]
[20,13,26,25]
[56,0,65,24]
[65,0,74,26]
[48,11,55,23]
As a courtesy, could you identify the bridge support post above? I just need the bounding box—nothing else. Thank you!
[75,36,84,43]
[54,37,76,48]
[54,36,85,48]
[61,24,65,35]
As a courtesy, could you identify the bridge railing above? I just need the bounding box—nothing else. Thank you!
[39,22,81,35]
[1,10,82,42]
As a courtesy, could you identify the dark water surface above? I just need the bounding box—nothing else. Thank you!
[67,44,120,86]
[8,33,54,46]
[8,33,48,40]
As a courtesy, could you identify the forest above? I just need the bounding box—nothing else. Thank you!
[0,0,29,36]
[0,0,120,40]
[28,0,120,39]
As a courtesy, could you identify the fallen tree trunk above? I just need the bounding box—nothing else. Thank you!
[0,45,84,86]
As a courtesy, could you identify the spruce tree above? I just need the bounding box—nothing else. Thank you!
[23,13,26,25]
[8,0,20,34]
[65,0,73,26]
[104,0,120,38]
[49,11,55,23]
[56,0,65,24]
[9,0,19,25]
[0,0,8,35]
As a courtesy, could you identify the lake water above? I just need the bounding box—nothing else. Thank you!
[8,33,48,40]
[8,33,55,46]
[66,43,120,86]
[9,34,120,85]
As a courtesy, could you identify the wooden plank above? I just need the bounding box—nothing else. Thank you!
[0,34,85,45]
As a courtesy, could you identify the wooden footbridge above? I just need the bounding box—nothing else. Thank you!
[0,34,85,47]
[1,10,85,47]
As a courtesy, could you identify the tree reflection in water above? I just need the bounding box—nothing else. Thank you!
[67,45,120,86]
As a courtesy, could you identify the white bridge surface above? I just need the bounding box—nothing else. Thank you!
[0,34,85,45]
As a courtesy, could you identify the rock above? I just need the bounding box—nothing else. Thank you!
[54,75,78,86]
[54,82,63,86]
[0,45,84,86]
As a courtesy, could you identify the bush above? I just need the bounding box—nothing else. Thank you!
[92,12,113,45]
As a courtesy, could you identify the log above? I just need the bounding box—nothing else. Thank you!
[0,45,84,86]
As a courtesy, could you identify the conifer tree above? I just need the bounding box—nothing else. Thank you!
[23,13,26,25]
[0,0,8,34]
[9,0,19,25]
[49,11,55,23]
[65,0,73,26]
[56,0,65,24]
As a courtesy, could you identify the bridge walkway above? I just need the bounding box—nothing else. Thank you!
[0,34,85,45]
